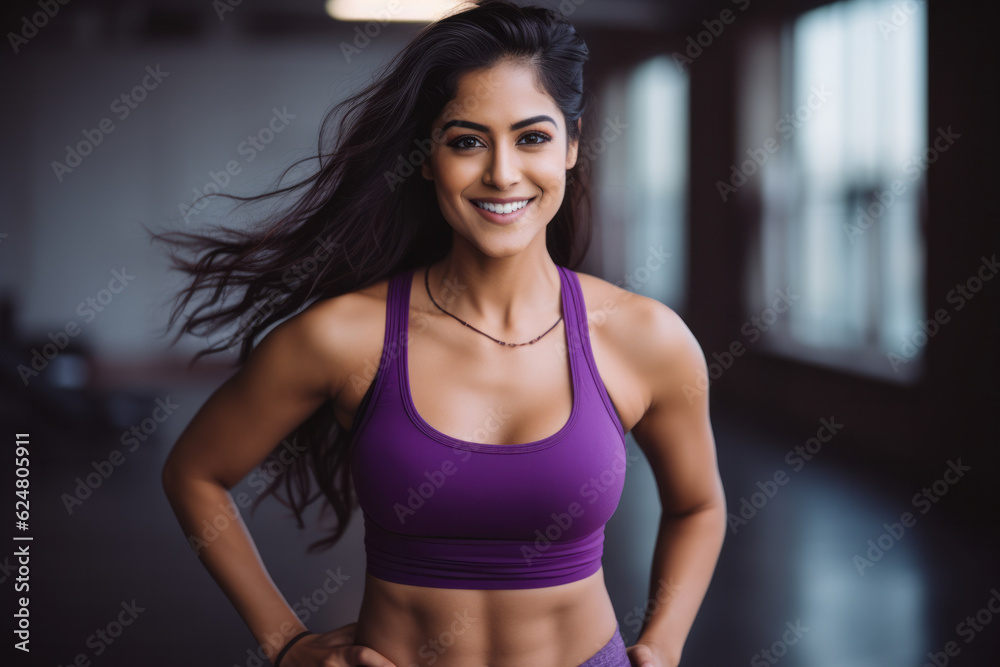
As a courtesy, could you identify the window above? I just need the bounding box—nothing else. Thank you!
[596,56,688,311]
[742,0,927,381]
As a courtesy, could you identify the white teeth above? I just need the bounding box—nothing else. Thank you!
[474,199,531,214]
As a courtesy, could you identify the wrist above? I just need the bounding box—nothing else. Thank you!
[273,630,314,667]
[634,635,681,667]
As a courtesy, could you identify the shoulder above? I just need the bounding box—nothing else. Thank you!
[575,270,706,407]
[575,270,697,355]
[260,274,395,399]
[301,275,391,336]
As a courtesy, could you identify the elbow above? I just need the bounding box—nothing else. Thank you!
[702,482,728,535]
[160,456,183,498]
[161,451,231,499]
[658,489,729,547]
[161,450,199,498]
[714,480,728,520]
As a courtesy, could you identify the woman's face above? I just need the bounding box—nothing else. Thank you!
[421,59,580,259]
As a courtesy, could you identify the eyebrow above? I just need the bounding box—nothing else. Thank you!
[440,115,558,132]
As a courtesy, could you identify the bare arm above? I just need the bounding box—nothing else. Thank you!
[161,303,346,661]
[623,300,728,667]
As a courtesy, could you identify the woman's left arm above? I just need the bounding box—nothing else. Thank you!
[617,299,728,667]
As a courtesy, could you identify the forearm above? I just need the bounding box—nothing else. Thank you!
[162,471,308,662]
[634,503,727,666]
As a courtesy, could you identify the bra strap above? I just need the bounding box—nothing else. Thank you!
[348,267,413,447]
[559,265,626,441]
[387,268,413,362]
[558,265,587,360]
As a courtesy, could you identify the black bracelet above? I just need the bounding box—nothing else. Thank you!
[274,630,314,667]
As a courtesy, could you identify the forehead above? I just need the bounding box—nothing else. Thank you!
[435,61,558,125]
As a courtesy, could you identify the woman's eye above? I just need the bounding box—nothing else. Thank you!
[518,131,552,145]
[449,136,484,150]
[448,131,552,151]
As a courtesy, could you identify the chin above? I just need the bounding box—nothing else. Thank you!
[471,241,530,259]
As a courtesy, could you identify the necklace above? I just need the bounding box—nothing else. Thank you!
[424,266,563,347]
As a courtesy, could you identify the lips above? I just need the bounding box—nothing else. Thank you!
[471,196,536,203]
[470,197,535,215]
[468,196,536,225]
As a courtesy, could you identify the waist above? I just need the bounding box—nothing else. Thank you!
[356,567,619,667]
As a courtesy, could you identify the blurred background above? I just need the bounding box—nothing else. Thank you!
[1,0,998,664]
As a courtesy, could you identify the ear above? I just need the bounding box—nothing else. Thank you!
[421,159,433,180]
[565,117,581,170]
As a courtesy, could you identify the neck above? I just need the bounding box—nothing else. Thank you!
[427,237,562,338]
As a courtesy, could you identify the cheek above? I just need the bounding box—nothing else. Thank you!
[433,155,480,191]
[534,164,567,197]
[427,163,471,223]
[431,151,568,201]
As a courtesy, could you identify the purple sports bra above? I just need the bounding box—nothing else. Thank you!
[348,265,627,590]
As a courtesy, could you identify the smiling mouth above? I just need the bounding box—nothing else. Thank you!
[471,197,536,214]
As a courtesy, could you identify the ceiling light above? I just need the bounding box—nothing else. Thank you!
[325,0,472,23]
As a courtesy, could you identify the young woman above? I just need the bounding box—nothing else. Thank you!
[156,2,726,666]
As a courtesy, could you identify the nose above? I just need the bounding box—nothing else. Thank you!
[482,142,520,190]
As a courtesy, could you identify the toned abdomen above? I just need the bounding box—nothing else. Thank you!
[354,567,619,667]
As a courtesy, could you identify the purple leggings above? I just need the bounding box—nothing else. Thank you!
[577,623,630,667]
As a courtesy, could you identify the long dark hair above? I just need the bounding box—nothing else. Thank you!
[149,0,594,552]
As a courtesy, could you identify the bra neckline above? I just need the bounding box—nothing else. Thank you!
[398,264,581,454]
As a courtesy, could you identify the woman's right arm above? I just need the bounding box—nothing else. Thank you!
[160,300,391,665]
